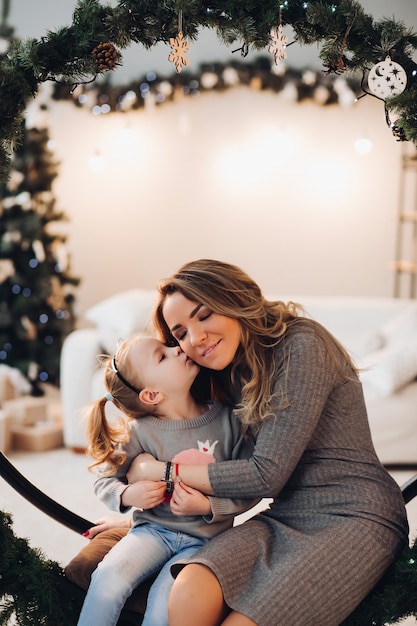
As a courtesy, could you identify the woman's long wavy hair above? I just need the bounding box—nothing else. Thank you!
[153,259,358,432]
[86,336,158,473]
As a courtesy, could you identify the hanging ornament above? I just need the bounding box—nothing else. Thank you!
[51,240,69,272]
[268,23,288,66]
[385,106,409,142]
[0,259,14,284]
[19,316,37,341]
[323,57,347,76]
[15,191,32,210]
[6,170,24,191]
[367,56,407,99]
[168,11,190,73]
[168,31,190,73]
[32,240,45,262]
[47,276,66,312]
[323,12,355,76]
[2,230,21,245]
[91,42,120,72]
[391,124,408,142]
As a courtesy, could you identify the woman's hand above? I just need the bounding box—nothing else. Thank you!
[127,453,164,482]
[170,481,211,516]
[122,480,166,510]
[83,515,131,540]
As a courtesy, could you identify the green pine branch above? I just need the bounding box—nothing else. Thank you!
[0,510,81,625]
[0,0,416,180]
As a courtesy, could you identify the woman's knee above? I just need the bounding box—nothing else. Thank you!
[169,564,226,625]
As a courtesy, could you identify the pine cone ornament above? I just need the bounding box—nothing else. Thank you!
[323,57,347,76]
[91,42,120,72]
[391,124,408,142]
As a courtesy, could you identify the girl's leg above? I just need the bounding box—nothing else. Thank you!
[77,525,171,626]
[168,564,229,626]
[143,535,206,626]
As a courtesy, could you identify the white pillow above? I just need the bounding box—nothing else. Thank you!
[359,336,417,401]
[345,331,383,360]
[379,302,417,347]
[85,289,156,337]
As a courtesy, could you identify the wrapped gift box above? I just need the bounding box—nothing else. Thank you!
[0,410,12,454]
[12,421,64,452]
[3,397,48,425]
[0,365,31,404]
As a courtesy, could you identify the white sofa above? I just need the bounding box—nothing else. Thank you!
[60,289,417,466]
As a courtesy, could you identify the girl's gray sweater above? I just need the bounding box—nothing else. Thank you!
[94,401,259,539]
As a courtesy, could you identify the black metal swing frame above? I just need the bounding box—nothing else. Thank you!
[0,450,143,625]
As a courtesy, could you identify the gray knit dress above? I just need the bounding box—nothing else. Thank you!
[173,326,409,626]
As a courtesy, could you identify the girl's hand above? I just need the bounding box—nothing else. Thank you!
[127,453,163,482]
[122,480,167,510]
[83,515,131,540]
[170,481,211,516]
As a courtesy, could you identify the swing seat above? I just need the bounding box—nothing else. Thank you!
[1,450,417,626]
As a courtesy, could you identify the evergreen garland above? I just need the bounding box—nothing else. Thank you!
[0,0,417,180]
[0,510,81,625]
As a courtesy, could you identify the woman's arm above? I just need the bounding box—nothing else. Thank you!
[129,333,337,499]
[128,455,214,494]
[209,333,338,498]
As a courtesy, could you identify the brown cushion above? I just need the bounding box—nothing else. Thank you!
[64,527,154,614]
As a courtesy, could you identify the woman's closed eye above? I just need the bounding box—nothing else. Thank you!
[199,311,212,322]
[172,310,213,343]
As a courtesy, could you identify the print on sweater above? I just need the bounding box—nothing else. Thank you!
[172,439,219,465]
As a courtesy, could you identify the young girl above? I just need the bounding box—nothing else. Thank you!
[76,334,259,626]
[129,258,409,626]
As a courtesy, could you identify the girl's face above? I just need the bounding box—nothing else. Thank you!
[129,336,199,397]
[162,291,241,371]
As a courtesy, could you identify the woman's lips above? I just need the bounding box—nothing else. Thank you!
[201,340,220,358]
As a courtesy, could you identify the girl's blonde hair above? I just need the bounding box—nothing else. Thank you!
[153,259,358,432]
[86,335,157,473]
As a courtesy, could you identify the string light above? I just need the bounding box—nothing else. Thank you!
[354,137,372,155]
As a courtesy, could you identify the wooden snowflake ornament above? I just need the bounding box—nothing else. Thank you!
[168,31,190,73]
[268,24,288,66]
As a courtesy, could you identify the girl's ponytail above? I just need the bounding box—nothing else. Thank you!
[86,396,129,473]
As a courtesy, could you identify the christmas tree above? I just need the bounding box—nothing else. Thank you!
[0,124,79,395]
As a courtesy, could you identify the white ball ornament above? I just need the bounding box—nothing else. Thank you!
[367,56,407,99]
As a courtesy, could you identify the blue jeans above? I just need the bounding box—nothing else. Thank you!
[77,523,207,626]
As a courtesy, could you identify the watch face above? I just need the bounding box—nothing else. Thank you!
[368,57,407,99]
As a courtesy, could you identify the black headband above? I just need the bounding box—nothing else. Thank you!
[111,357,141,394]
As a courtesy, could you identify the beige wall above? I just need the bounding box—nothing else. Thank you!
[42,85,406,319]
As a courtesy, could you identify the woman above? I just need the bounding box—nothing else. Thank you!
[128,258,408,626]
